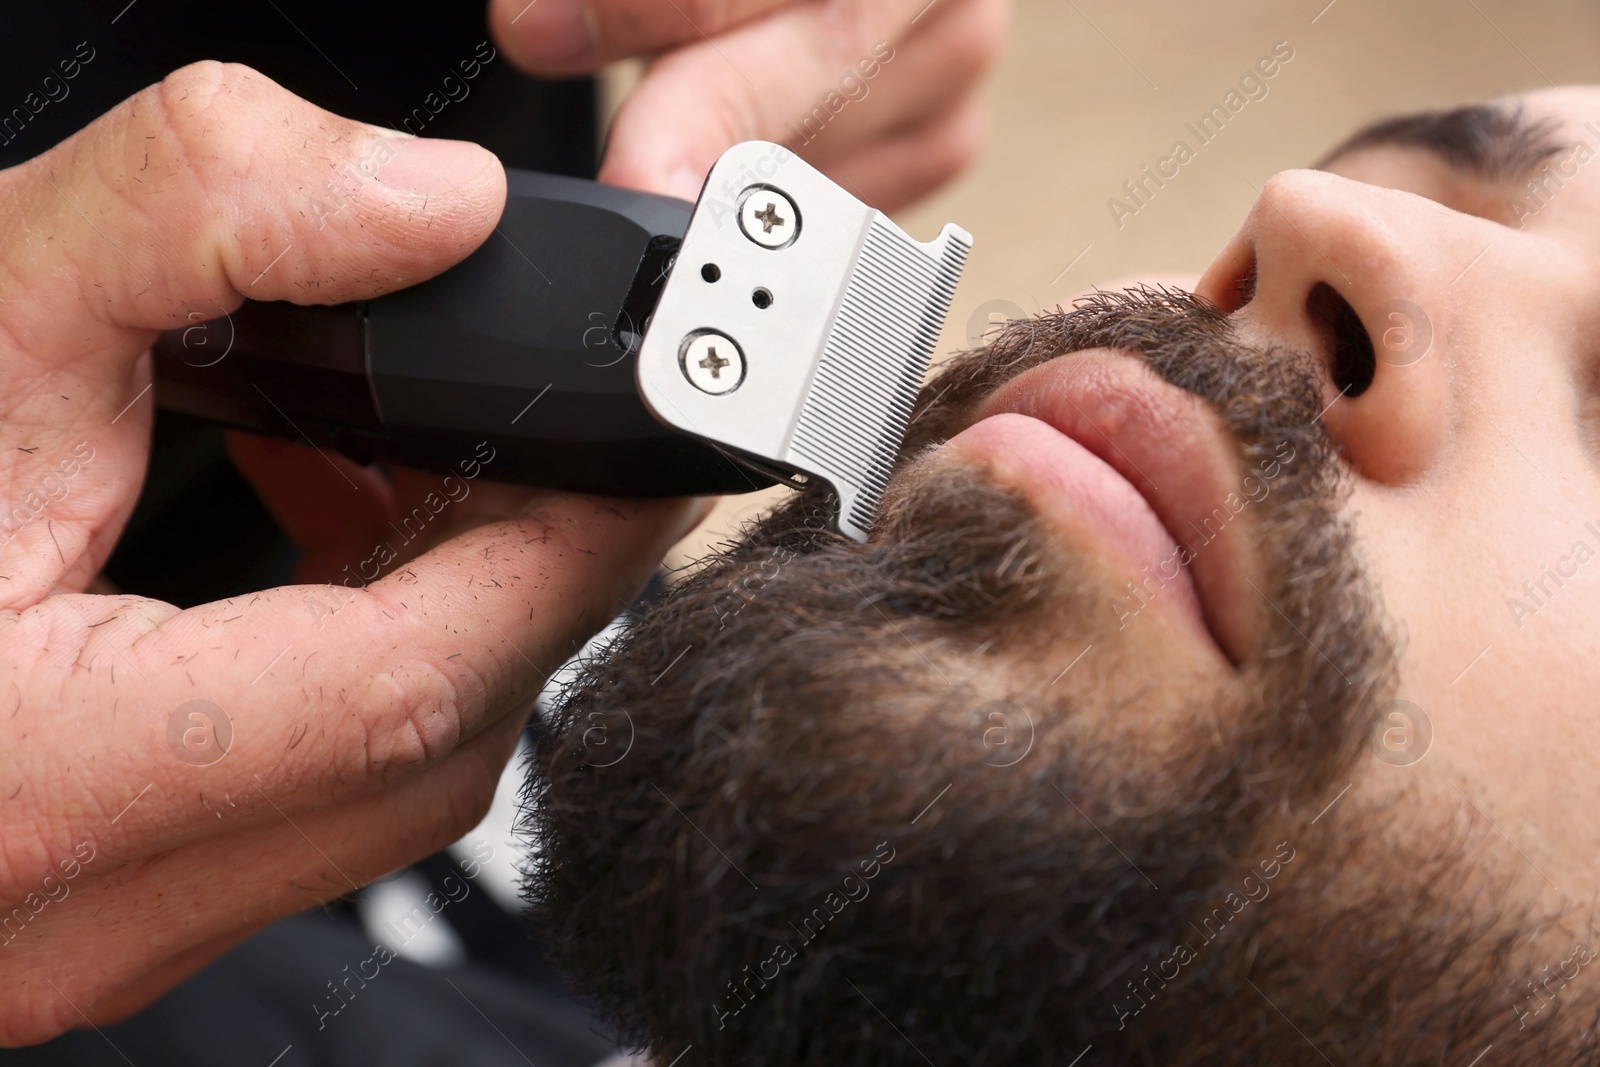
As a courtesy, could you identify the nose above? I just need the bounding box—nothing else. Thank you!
[1194,169,1458,485]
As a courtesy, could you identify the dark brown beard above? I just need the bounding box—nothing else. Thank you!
[524,288,1574,1065]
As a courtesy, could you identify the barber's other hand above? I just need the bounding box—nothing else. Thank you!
[489,0,1010,211]
[0,62,698,1046]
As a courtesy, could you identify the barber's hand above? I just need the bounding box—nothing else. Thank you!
[489,0,1010,211]
[0,62,699,1045]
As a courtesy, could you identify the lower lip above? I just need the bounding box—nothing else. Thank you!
[946,413,1211,645]
[942,349,1245,663]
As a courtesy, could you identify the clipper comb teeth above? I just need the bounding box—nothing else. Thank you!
[637,141,973,542]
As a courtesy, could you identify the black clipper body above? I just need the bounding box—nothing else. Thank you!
[154,170,765,497]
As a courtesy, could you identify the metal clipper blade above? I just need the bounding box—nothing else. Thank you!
[636,141,972,542]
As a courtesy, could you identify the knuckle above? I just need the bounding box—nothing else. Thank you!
[155,61,268,161]
[149,62,269,218]
[353,659,468,782]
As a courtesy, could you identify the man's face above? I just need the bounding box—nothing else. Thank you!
[530,89,1600,1064]
[933,84,1600,897]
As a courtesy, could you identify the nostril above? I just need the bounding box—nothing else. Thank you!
[1231,256,1257,311]
[1210,254,1257,314]
[1306,282,1376,398]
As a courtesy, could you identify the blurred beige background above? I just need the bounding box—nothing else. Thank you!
[646,0,1600,565]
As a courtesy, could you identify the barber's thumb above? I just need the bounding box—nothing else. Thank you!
[5,61,506,337]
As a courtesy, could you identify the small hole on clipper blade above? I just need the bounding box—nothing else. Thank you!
[701,263,721,283]
[752,287,774,309]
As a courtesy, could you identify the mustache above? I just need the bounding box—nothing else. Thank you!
[854,287,1346,633]
[901,287,1338,496]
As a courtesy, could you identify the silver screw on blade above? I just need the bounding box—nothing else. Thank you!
[738,187,799,249]
[681,331,745,394]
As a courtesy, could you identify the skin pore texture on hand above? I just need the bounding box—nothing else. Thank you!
[524,87,1600,1065]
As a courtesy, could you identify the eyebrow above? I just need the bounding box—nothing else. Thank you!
[1314,103,1567,182]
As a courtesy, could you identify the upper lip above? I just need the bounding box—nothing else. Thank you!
[951,347,1262,665]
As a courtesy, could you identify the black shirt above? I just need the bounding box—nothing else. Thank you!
[0,0,594,172]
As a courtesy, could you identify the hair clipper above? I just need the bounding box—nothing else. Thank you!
[152,142,972,541]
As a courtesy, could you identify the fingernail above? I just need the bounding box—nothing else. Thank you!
[508,0,599,67]
[371,136,498,197]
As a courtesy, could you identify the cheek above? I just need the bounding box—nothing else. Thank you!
[1347,437,1600,851]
